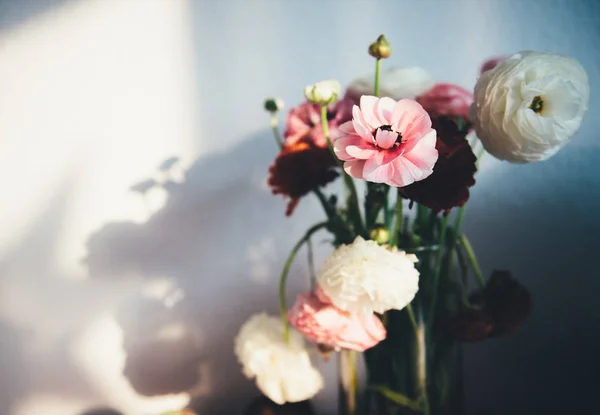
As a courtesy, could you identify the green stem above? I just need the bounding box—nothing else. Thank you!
[270,114,283,148]
[390,189,403,247]
[459,233,486,288]
[339,350,359,415]
[412,309,430,415]
[307,237,316,289]
[406,303,418,331]
[279,222,328,342]
[374,58,382,97]
[428,214,449,325]
[321,104,367,238]
[456,241,470,304]
[454,204,466,235]
[313,188,335,221]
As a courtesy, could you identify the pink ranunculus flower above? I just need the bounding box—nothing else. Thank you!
[334,96,438,187]
[288,288,386,352]
[284,98,354,148]
[480,56,508,74]
[416,83,474,121]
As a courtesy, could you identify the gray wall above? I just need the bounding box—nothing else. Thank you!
[0,0,598,414]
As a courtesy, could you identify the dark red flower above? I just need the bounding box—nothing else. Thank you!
[449,270,531,342]
[268,142,338,216]
[448,306,494,342]
[484,270,532,337]
[400,116,477,213]
[268,98,353,216]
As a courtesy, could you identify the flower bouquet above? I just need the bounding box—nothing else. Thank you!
[235,35,589,415]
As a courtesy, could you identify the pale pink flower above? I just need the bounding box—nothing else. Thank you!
[480,56,507,74]
[417,83,474,121]
[334,96,438,187]
[288,288,386,352]
[284,99,354,148]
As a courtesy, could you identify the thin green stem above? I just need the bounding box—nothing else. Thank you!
[460,233,486,288]
[414,310,430,415]
[321,105,367,238]
[313,188,334,221]
[279,222,328,342]
[270,114,283,149]
[307,237,316,289]
[339,350,359,415]
[454,204,466,236]
[428,214,449,324]
[374,58,382,97]
[406,303,418,331]
[390,189,403,247]
[456,241,470,304]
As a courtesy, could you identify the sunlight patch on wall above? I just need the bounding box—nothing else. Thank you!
[0,0,200,280]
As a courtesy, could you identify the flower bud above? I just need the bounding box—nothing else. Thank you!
[369,226,390,244]
[264,97,284,113]
[368,34,392,59]
[304,80,340,105]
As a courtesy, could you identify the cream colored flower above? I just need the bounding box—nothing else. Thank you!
[304,80,340,105]
[234,313,323,404]
[346,67,434,101]
[471,51,589,163]
[317,237,420,315]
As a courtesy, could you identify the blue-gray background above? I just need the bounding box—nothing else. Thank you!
[0,0,598,414]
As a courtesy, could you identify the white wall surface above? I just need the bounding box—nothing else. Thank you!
[0,0,598,414]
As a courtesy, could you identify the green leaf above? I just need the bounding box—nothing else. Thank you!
[368,385,421,411]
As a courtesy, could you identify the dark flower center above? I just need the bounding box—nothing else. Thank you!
[529,96,544,114]
[373,125,403,148]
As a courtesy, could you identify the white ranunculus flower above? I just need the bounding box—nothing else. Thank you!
[304,79,341,105]
[346,67,435,101]
[470,51,589,163]
[234,313,323,404]
[317,237,420,315]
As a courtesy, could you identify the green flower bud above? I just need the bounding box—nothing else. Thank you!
[368,34,392,59]
[264,97,284,113]
[370,225,390,244]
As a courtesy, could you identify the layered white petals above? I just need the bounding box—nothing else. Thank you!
[304,79,341,104]
[235,313,323,404]
[347,67,435,101]
[471,51,589,163]
[317,237,420,315]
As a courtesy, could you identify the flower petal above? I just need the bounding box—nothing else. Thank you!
[362,157,397,184]
[375,97,397,124]
[403,130,439,169]
[374,128,398,150]
[391,99,432,139]
[359,95,382,129]
[334,134,375,160]
[343,159,366,179]
[352,105,372,139]
[339,120,355,134]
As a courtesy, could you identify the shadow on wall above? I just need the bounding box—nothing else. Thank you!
[84,130,329,415]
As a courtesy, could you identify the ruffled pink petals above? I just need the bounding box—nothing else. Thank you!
[343,159,366,178]
[288,290,386,352]
[416,83,474,121]
[391,99,432,139]
[335,96,438,187]
[359,95,381,129]
[375,97,397,125]
[351,105,372,139]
